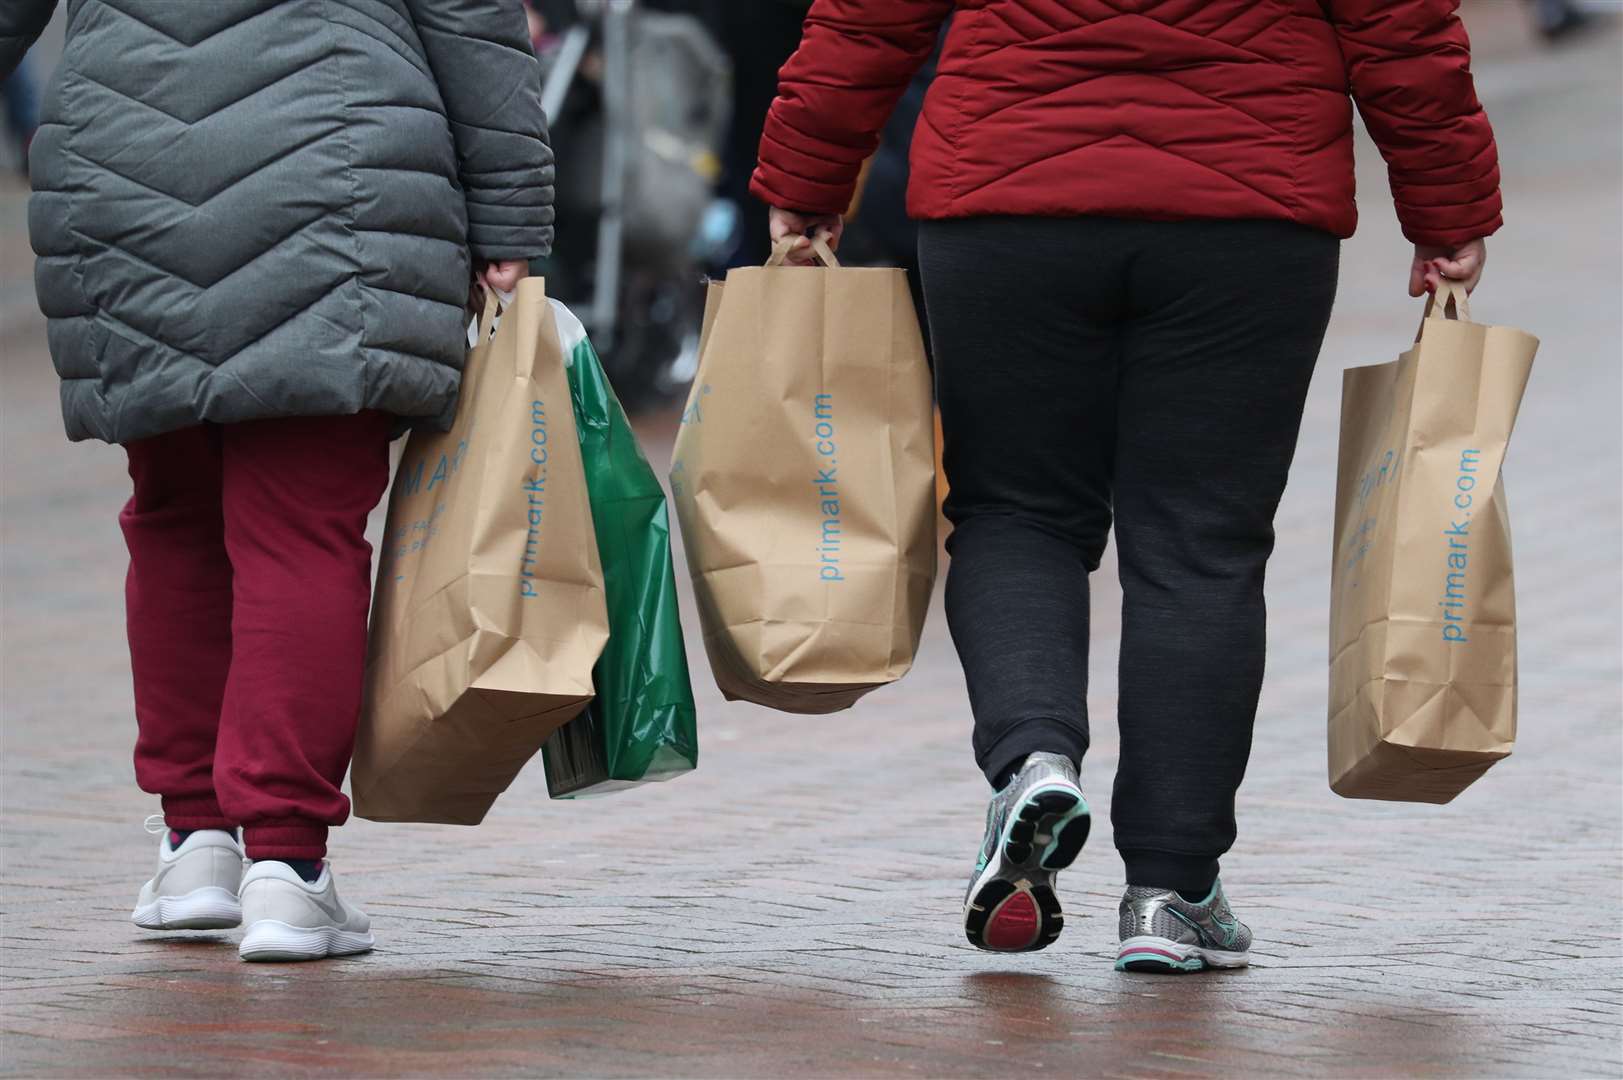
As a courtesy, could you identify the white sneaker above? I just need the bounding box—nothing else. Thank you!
[238,860,374,962]
[131,819,246,931]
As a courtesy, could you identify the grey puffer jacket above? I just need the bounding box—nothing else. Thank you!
[0,0,554,443]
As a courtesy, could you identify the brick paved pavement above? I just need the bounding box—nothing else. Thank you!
[2,9,1620,1078]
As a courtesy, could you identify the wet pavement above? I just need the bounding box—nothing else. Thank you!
[2,7,1620,1078]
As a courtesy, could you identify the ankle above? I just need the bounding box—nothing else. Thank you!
[1122,849,1219,900]
[170,827,239,848]
[259,858,323,883]
[992,755,1027,790]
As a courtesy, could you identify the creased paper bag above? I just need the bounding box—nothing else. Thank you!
[1329,282,1537,802]
[670,239,936,713]
[354,280,608,824]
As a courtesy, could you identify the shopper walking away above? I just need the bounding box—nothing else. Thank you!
[715,0,809,265]
[753,0,1499,969]
[0,0,553,962]
[1,50,39,172]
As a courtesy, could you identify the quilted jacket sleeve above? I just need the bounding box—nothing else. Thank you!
[750,0,953,214]
[1327,0,1502,247]
[0,0,56,79]
[405,0,555,261]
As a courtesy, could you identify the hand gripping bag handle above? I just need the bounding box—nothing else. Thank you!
[765,234,841,268]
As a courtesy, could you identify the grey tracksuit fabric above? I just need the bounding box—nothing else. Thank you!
[0,0,554,443]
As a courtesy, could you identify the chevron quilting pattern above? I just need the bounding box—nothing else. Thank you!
[754,0,1501,260]
[19,0,554,444]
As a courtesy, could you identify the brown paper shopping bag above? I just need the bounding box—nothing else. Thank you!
[353,280,608,824]
[670,239,937,713]
[1329,282,1537,802]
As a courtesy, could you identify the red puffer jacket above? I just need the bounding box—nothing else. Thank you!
[751,0,1502,247]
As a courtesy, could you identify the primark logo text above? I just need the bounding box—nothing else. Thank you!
[1439,448,1482,643]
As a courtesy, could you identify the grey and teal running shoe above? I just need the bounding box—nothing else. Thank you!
[1115,879,1252,972]
[963,752,1091,952]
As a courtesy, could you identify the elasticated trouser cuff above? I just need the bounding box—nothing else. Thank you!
[1121,849,1220,898]
[979,717,1088,789]
[244,820,329,861]
[160,796,236,832]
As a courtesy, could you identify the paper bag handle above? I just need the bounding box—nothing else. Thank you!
[467,285,515,348]
[765,234,842,269]
[1416,279,1472,340]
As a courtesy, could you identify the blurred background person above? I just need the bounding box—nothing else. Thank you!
[526,0,730,406]
[1530,0,1592,38]
[0,50,39,174]
[713,1,810,269]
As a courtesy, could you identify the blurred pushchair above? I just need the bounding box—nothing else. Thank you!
[533,1,731,409]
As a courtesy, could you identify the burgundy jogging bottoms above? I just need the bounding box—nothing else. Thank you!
[120,413,394,860]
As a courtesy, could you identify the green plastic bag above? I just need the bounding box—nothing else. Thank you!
[540,300,699,798]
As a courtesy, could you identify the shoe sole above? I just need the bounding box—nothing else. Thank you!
[132,886,243,931]
[1006,787,1091,872]
[1115,935,1249,973]
[239,920,375,963]
[964,785,1091,953]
